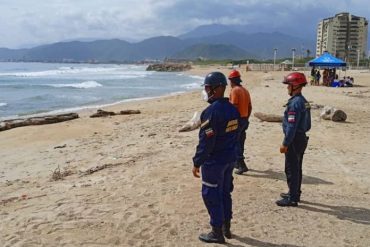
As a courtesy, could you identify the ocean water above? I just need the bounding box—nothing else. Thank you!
[0,62,203,120]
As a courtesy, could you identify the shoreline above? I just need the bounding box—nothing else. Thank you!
[0,90,193,121]
[0,65,204,121]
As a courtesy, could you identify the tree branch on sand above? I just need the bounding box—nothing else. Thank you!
[89,109,141,118]
[320,106,347,122]
[254,112,283,122]
[0,113,79,132]
[79,160,135,176]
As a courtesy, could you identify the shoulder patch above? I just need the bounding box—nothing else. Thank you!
[305,102,311,109]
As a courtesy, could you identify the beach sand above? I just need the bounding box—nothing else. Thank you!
[1,66,370,246]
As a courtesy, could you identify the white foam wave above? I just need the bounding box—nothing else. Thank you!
[50,81,103,89]
[0,66,140,77]
[0,102,7,107]
[189,75,204,80]
[180,83,202,89]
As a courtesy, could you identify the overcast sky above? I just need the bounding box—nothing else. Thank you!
[0,0,369,48]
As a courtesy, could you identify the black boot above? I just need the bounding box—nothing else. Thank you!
[276,197,298,207]
[280,192,301,202]
[222,221,232,239]
[235,160,248,175]
[199,226,225,243]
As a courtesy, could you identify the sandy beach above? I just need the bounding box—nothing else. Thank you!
[1,65,370,247]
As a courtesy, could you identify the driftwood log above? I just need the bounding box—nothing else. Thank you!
[90,109,141,118]
[320,106,347,122]
[254,112,283,122]
[0,113,79,132]
[179,111,201,132]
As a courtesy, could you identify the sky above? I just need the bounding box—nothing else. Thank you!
[0,0,369,49]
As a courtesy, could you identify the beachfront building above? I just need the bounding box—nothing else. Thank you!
[316,12,368,64]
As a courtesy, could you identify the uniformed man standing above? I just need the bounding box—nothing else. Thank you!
[193,72,240,243]
[277,72,311,207]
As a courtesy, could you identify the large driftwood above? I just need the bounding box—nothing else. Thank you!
[0,113,79,132]
[254,112,283,122]
[90,109,141,118]
[179,111,201,132]
[320,106,347,122]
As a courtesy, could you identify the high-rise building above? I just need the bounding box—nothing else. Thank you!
[316,12,368,63]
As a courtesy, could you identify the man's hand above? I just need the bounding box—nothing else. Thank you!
[280,145,288,153]
[192,166,200,178]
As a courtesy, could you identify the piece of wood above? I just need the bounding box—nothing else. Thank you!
[0,113,79,132]
[89,109,141,118]
[320,106,347,122]
[179,111,201,132]
[89,109,116,118]
[254,112,283,122]
[119,110,141,115]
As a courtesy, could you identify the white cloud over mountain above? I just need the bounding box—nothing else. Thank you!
[0,0,369,48]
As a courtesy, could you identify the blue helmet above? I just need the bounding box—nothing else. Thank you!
[203,72,227,87]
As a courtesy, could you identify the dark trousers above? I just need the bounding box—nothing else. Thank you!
[285,133,308,201]
[237,118,249,161]
[201,162,234,227]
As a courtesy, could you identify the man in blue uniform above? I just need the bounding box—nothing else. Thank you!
[193,72,240,243]
[277,72,311,207]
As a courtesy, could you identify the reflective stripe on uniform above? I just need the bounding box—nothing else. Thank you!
[202,181,218,188]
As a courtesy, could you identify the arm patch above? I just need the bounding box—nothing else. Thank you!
[226,119,238,132]
[288,111,296,123]
[205,128,214,138]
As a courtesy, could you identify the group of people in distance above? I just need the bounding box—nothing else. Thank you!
[310,67,354,87]
[192,70,311,243]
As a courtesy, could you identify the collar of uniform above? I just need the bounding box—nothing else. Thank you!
[289,93,302,101]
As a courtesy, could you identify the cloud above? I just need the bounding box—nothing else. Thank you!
[0,0,369,48]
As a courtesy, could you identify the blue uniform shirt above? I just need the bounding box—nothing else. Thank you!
[282,93,311,146]
[193,98,240,168]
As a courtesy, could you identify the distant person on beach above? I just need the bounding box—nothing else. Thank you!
[315,70,321,85]
[192,72,240,243]
[228,69,252,175]
[277,72,311,207]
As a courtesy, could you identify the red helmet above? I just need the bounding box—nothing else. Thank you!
[282,72,307,87]
[228,70,241,79]
[228,70,242,84]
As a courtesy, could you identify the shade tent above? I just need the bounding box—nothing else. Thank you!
[308,52,346,68]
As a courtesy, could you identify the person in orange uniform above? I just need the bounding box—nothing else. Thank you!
[228,70,252,175]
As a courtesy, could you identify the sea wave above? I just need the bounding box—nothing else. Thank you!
[49,81,103,89]
[0,102,7,107]
[188,75,204,80]
[0,66,135,77]
[180,83,202,89]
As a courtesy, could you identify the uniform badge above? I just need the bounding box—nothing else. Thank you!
[225,119,238,132]
[288,111,296,123]
[205,128,214,138]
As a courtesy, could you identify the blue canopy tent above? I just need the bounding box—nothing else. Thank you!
[308,52,346,68]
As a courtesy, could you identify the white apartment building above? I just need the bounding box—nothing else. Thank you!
[316,12,368,63]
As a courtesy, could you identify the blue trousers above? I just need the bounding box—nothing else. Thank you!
[201,162,234,227]
[285,133,308,201]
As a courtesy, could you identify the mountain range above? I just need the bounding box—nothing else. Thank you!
[0,24,321,62]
